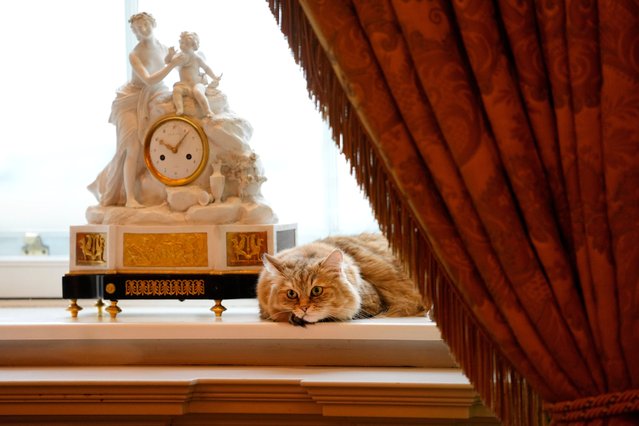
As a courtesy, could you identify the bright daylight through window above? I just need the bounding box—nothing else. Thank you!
[0,0,378,297]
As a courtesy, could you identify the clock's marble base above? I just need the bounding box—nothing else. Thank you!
[69,223,295,274]
[62,223,296,318]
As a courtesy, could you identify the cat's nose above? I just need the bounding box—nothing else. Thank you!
[300,306,308,312]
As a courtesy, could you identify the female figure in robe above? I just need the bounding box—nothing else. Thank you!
[89,12,184,207]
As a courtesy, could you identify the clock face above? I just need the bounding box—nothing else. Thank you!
[144,116,209,186]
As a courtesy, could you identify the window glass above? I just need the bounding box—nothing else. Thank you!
[0,0,378,295]
[136,0,379,243]
[0,1,126,232]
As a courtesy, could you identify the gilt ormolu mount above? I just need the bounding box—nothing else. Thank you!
[63,224,296,318]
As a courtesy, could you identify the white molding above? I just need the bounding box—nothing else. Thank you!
[0,302,498,423]
[0,366,496,423]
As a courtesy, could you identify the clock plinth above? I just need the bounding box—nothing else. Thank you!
[63,223,296,317]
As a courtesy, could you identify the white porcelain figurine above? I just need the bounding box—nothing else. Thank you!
[85,12,277,226]
[88,12,184,209]
[172,31,221,118]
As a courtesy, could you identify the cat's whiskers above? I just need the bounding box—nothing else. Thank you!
[317,314,341,323]
[352,309,377,320]
[264,308,294,322]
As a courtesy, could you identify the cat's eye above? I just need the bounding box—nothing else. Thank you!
[310,286,323,296]
[286,289,298,299]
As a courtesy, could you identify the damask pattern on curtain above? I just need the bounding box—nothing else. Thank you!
[267,1,639,425]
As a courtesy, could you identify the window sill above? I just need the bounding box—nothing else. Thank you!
[0,299,498,423]
[0,298,453,368]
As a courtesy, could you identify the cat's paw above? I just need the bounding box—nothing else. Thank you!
[289,314,308,327]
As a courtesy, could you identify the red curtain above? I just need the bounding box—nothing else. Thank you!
[267,0,639,425]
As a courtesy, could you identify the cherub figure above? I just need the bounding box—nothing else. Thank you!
[172,31,220,117]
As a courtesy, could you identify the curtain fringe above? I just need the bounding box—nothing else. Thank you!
[267,1,544,425]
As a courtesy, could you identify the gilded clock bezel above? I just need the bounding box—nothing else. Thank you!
[144,114,209,187]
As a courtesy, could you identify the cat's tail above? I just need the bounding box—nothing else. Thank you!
[382,300,427,318]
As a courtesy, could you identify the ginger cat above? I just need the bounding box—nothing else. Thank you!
[257,233,425,326]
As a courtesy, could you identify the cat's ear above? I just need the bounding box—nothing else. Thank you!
[262,253,286,275]
[320,249,344,272]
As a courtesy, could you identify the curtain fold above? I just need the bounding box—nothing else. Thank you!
[267,1,639,425]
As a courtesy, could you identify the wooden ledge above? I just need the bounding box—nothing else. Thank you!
[0,366,497,423]
[0,301,498,424]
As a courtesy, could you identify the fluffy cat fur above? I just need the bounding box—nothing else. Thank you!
[257,233,425,326]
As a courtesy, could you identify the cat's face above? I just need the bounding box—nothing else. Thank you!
[258,249,361,325]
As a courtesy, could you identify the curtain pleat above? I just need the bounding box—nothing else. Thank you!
[267,0,639,424]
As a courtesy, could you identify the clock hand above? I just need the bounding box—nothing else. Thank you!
[174,131,190,151]
[159,139,178,153]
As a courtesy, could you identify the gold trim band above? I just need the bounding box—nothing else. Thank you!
[125,279,206,297]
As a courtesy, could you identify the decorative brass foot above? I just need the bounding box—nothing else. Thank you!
[66,299,83,318]
[95,298,105,317]
[211,299,227,317]
[105,300,122,319]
